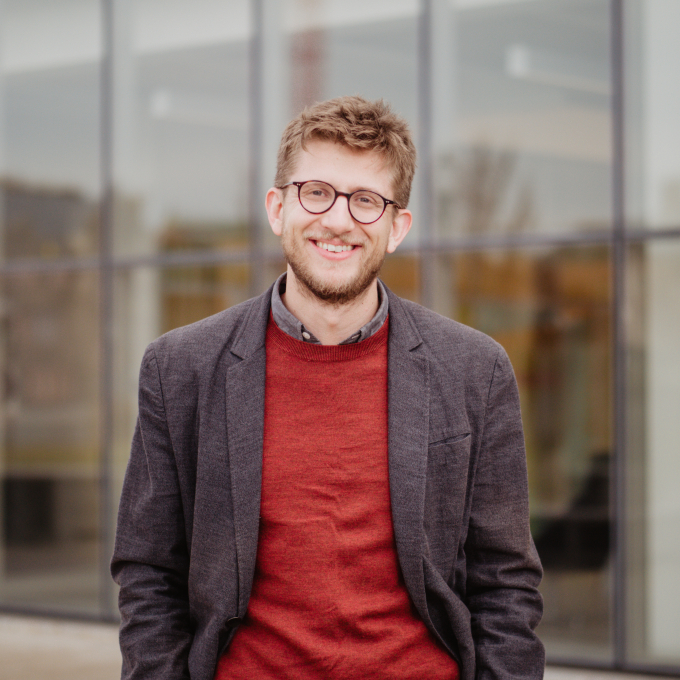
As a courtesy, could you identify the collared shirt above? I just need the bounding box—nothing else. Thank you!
[270,272,389,345]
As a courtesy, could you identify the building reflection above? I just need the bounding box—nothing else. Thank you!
[1,0,679,673]
[1,181,100,612]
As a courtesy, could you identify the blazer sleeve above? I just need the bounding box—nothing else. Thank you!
[465,346,545,679]
[111,344,193,680]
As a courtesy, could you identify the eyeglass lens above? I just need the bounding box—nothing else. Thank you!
[298,181,386,224]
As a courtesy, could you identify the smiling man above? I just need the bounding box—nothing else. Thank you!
[112,96,544,680]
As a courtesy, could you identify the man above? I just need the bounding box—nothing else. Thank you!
[112,96,544,680]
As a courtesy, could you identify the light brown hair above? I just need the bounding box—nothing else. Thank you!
[275,96,417,209]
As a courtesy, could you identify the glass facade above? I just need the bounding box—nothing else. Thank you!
[0,0,678,673]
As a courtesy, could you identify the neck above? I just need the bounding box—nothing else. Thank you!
[281,268,380,345]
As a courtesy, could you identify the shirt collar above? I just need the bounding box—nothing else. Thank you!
[270,272,389,345]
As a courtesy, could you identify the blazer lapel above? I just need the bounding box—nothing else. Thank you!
[386,291,431,623]
[225,288,271,615]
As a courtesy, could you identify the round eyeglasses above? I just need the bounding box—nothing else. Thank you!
[279,180,402,225]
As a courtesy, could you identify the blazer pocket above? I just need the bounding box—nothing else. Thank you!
[428,432,471,448]
[427,433,471,475]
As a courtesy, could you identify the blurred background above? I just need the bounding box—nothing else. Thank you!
[0,0,678,675]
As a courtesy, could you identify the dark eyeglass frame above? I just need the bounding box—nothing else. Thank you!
[279,180,402,225]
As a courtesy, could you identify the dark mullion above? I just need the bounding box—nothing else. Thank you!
[248,0,265,298]
[98,0,116,620]
[4,225,680,278]
[418,0,434,309]
[611,0,627,669]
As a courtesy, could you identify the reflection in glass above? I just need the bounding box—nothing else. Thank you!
[437,0,612,238]
[1,182,99,260]
[625,0,680,231]
[441,246,613,660]
[0,0,101,261]
[0,270,100,614]
[626,240,680,665]
[159,263,250,334]
[112,0,251,257]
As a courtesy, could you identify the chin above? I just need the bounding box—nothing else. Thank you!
[288,261,383,306]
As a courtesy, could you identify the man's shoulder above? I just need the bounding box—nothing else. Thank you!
[146,287,272,370]
[390,293,504,362]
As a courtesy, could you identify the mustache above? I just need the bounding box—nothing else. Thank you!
[304,231,367,246]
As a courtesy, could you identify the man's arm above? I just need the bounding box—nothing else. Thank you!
[111,345,193,680]
[465,347,545,679]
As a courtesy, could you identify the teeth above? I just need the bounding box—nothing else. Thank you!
[316,241,354,252]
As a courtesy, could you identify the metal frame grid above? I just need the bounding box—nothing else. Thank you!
[0,0,679,675]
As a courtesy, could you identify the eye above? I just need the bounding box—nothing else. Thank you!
[302,182,333,201]
[353,191,383,208]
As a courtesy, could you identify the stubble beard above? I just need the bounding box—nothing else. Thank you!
[281,226,386,306]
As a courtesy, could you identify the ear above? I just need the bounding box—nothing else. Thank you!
[266,187,285,236]
[386,209,412,253]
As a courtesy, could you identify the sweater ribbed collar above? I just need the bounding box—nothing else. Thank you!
[267,312,389,362]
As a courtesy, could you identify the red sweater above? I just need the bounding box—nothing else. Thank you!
[214,317,458,679]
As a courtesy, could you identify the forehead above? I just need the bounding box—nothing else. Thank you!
[291,139,394,195]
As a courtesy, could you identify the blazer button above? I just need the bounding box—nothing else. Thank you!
[224,616,242,631]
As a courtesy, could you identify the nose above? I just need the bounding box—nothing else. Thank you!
[319,194,356,233]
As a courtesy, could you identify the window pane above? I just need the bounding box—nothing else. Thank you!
[0,0,101,261]
[0,270,100,614]
[625,239,680,665]
[625,0,680,231]
[436,0,612,239]
[440,245,613,661]
[112,0,251,258]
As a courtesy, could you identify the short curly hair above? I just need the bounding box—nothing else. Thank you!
[275,96,417,209]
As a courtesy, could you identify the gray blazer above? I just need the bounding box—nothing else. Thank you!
[112,283,544,680]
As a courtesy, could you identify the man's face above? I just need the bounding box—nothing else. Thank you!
[266,139,412,305]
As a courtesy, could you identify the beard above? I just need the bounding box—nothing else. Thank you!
[281,225,387,306]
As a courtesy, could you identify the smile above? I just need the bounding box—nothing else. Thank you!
[314,241,356,253]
